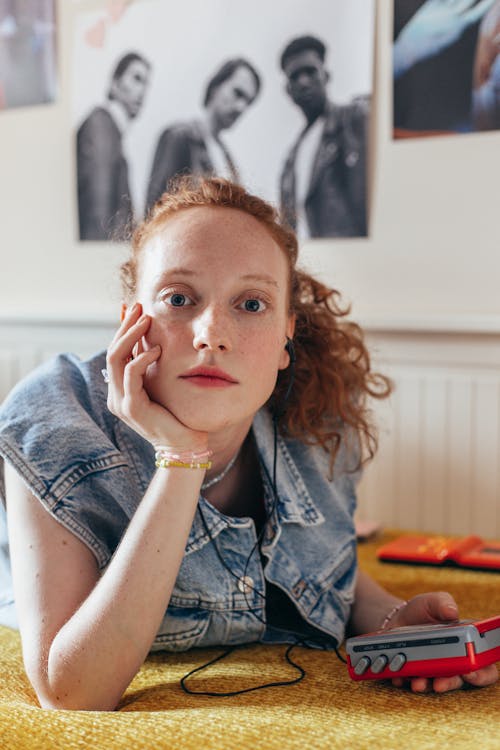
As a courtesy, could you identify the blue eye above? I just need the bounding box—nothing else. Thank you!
[162,292,193,307]
[171,294,187,306]
[243,298,266,312]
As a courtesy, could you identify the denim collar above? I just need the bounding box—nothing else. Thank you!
[184,408,324,555]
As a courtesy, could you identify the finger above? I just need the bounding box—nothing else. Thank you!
[410,677,432,693]
[464,0,495,24]
[112,348,161,425]
[123,346,161,397]
[106,316,151,397]
[462,663,499,687]
[452,0,482,11]
[391,677,405,688]
[421,592,459,623]
[432,675,464,693]
[109,302,142,346]
[434,593,459,622]
[108,314,151,366]
[134,334,145,359]
[402,592,459,626]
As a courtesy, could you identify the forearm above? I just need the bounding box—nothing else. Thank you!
[45,468,202,711]
[347,569,404,636]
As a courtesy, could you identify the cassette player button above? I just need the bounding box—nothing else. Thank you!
[389,653,407,672]
[371,654,389,674]
[354,656,371,675]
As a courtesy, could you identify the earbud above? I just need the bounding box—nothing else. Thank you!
[285,337,296,364]
[273,338,296,421]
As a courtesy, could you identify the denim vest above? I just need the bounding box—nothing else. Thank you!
[0,352,358,650]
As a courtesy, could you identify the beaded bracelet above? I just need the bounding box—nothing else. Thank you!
[154,447,213,471]
[154,447,212,460]
[380,600,408,631]
[155,457,212,470]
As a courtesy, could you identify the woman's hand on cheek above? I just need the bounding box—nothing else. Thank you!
[387,592,499,693]
[106,303,208,451]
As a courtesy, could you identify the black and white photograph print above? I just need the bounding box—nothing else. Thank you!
[73,0,375,242]
[145,57,261,215]
[0,0,57,110]
[278,33,371,239]
[393,0,500,138]
[76,51,151,241]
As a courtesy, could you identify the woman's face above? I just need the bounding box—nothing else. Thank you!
[135,206,295,434]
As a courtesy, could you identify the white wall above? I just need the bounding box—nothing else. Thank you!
[358,328,500,537]
[0,0,499,327]
[1,1,500,537]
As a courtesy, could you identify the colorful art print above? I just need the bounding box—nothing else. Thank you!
[393,0,500,138]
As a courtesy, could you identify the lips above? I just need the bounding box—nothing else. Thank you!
[179,366,238,385]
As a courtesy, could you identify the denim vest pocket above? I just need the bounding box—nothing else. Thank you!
[307,540,356,637]
[316,539,356,595]
[151,606,211,653]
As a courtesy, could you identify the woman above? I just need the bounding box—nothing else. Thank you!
[0,177,497,711]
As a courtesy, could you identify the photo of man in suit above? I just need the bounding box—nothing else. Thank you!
[145,57,261,213]
[76,51,151,241]
[279,35,369,238]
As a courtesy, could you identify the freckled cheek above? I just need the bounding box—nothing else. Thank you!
[140,316,186,356]
[240,326,283,365]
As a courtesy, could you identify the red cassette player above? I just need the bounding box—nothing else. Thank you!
[346,615,500,682]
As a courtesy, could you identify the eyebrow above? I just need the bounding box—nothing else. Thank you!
[155,269,279,288]
[240,273,279,288]
[151,269,195,288]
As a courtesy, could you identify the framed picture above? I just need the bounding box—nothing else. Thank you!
[73,0,375,241]
[393,0,500,139]
[0,0,57,110]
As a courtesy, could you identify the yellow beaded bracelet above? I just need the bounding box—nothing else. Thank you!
[155,458,212,470]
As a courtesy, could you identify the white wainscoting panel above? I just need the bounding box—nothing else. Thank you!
[0,317,115,402]
[357,329,500,538]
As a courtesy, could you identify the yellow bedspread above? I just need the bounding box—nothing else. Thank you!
[1,530,499,750]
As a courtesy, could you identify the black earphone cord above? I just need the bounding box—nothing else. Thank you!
[180,362,347,696]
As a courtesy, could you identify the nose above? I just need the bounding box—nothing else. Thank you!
[296,72,313,90]
[192,305,233,353]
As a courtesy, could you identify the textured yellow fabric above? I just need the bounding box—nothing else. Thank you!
[1,530,499,750]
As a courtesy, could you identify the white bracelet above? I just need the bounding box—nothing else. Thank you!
[380,601,407,631]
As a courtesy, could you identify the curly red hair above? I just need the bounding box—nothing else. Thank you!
[121,176,391,473]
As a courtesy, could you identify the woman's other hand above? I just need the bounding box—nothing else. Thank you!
[388,593,499,693]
